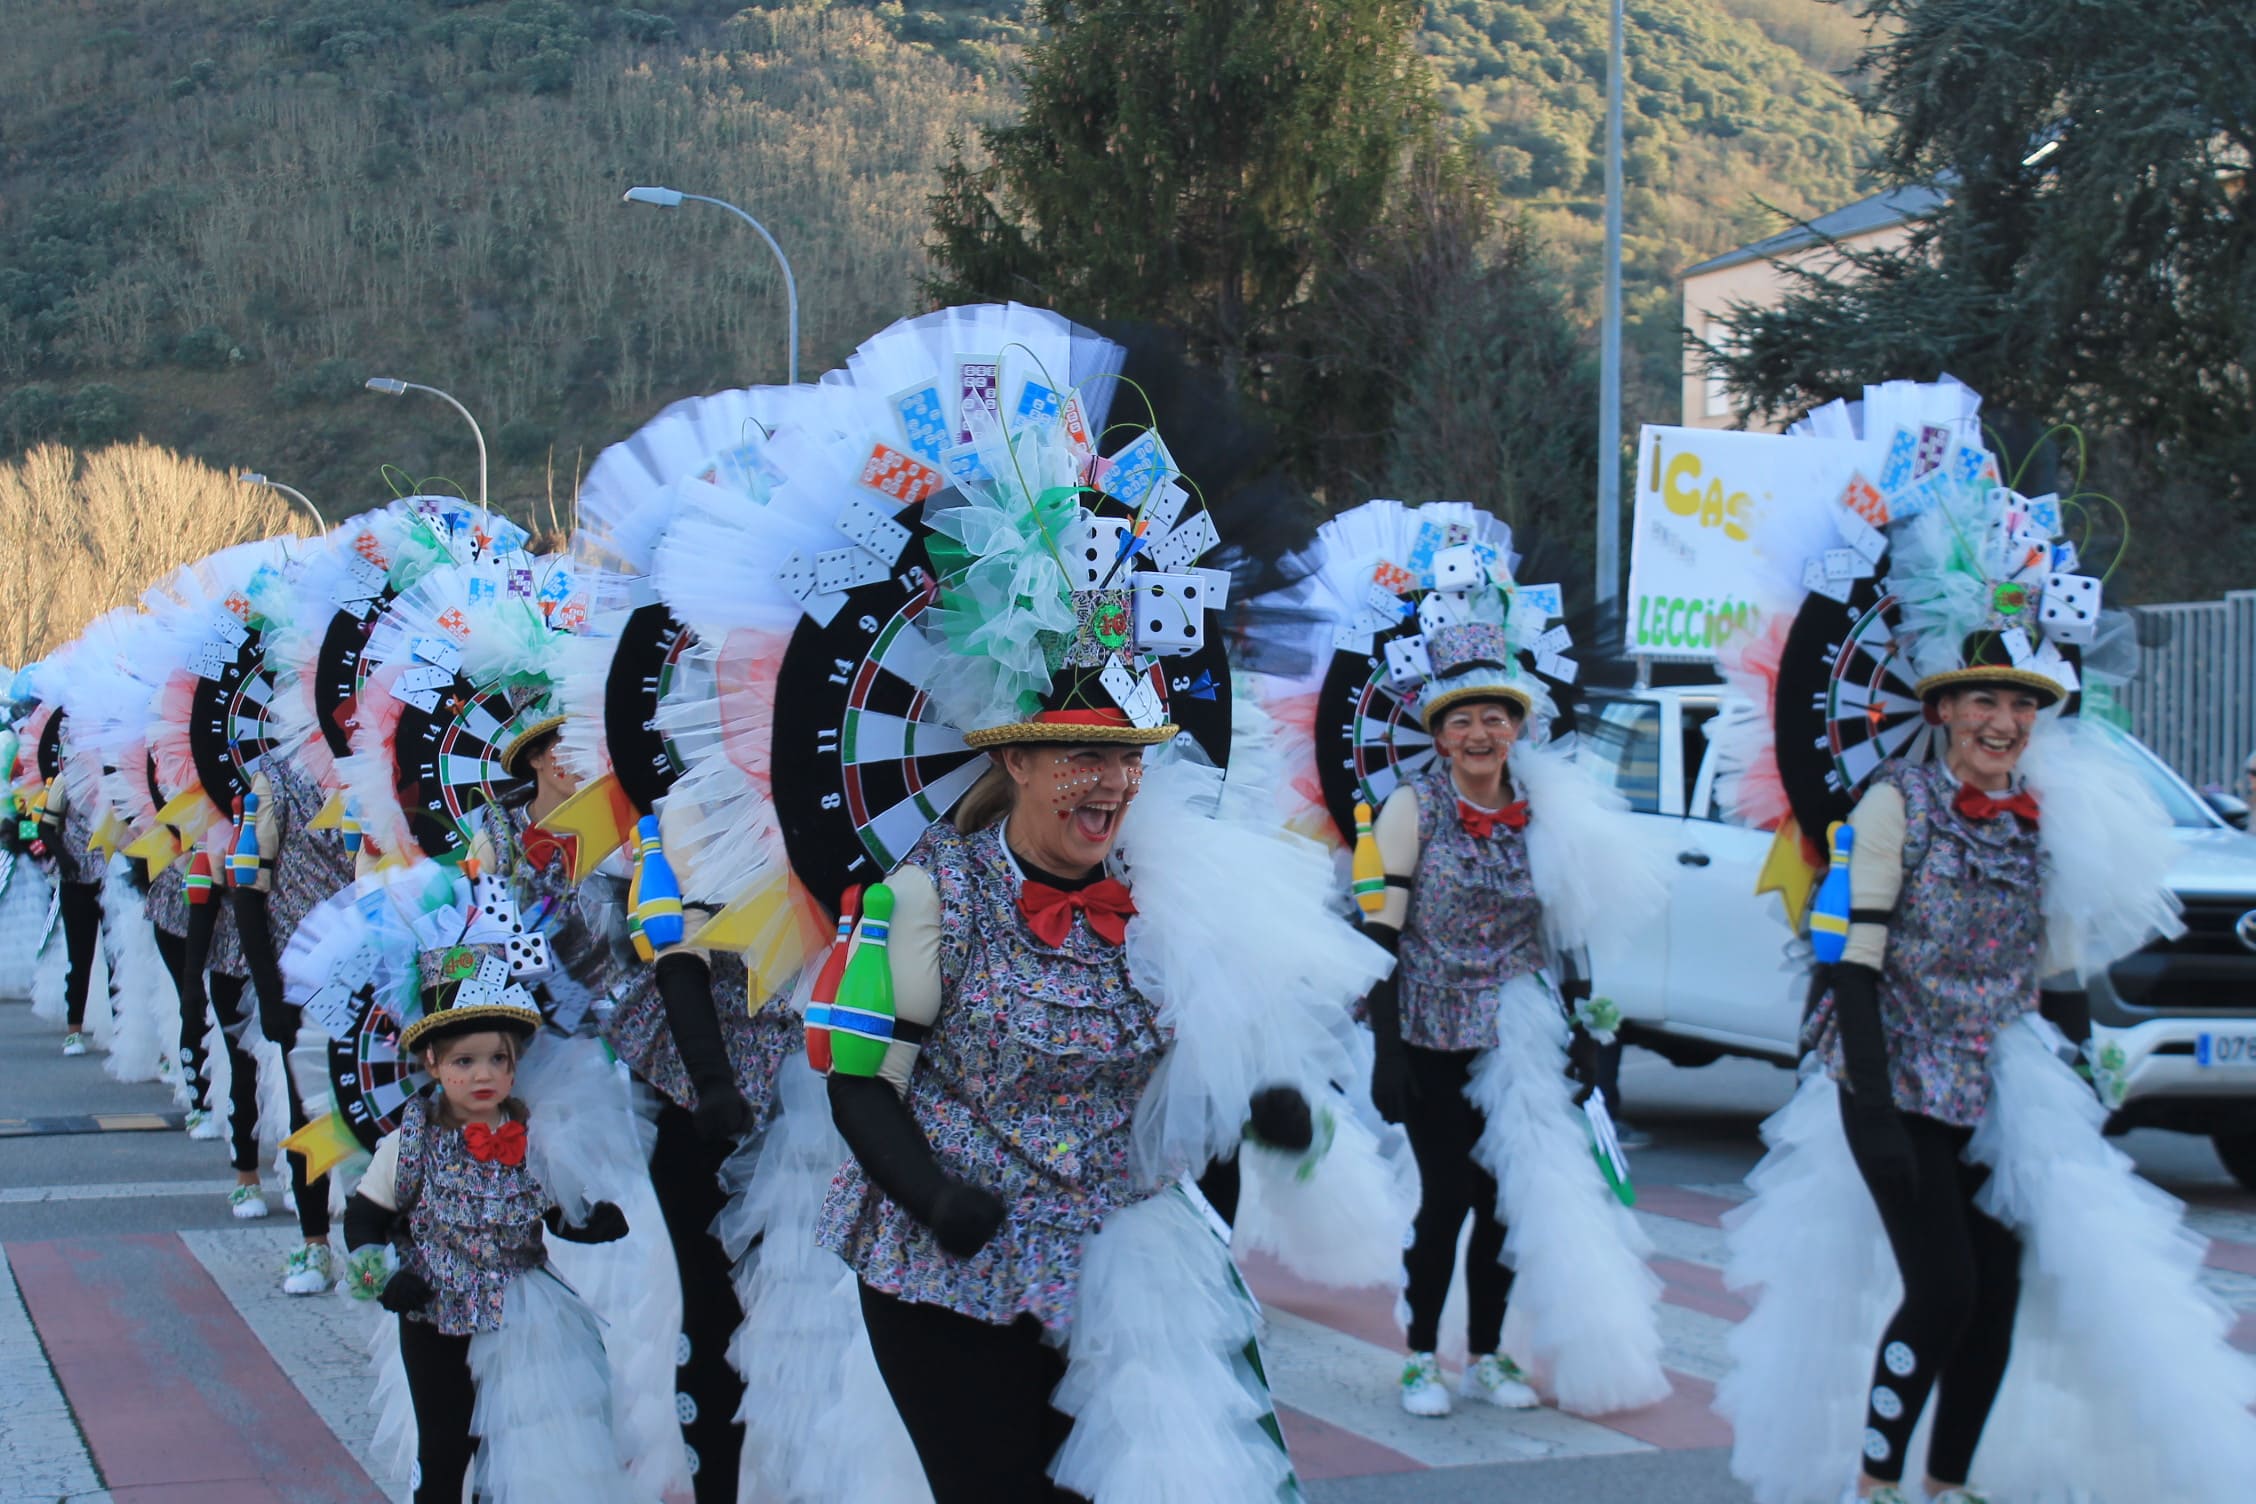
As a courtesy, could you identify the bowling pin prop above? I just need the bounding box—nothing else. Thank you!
[631,815,684,952]
[804,885,863,1074]
[340,800,364,855]
[228,793,260,887]
[1808,820,1854,964]
[185,850,216,905]
[825,883,896,1078]
[17,788,41,845]
[1351,801,1386,915]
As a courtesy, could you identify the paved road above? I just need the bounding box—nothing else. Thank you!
[4,995,2251,1504]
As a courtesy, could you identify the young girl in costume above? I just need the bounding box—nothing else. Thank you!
[342,924,642,1504]
[1714,378,2256,1504]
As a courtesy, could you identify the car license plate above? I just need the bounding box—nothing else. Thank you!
[2195,1032,2256,1067]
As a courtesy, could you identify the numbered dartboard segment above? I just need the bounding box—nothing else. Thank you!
[772,508,1234,915]
[312,593,395,759]
[604,603,700,816]
[394,674,515,863]
[189,633,280,815]
[1774,573,1934,841]
[326,985,429,1149]
[1315,647,1436,845]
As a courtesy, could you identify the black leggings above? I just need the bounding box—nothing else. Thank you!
[155,925,211,1099]
[648,1097,744,1500]
[859,1283,1082,1503]
[208,974,263,1174]
[1401,1044,1512,1355]
[1841,1098,2021,1486]
[398,1316,476,1504]
[59,880,101,1031]
[234,894,330,1239]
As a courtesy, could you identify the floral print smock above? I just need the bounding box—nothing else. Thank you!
[1811,759,2044,1129]
[817,821,1172,1332]
[261,760,355,944]
[1397,758,1547,1051]
[146,859,189,938]
[388,1095,551,1337]
[605,947,800,1124]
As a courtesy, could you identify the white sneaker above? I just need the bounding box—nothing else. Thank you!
[1399,1351,1451,1417]
[61,1032,87,1056]
[281,1243,334,1296]
[1460,1352,1541,1409]
[185,1108,223,1141]
[229,1185,270,1220]
[1930,1490,1991,1504]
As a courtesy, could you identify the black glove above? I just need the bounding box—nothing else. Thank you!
[2040,987,2092,1049]
[655,951,754,1144]
[1833,962,1917,1198]
[233,888,298,1050]
[829,1074,1004,1258]
[1566,1027,1603,1095]
[546,1201,628,1245]
[378,1268,433,1314]
[1247,1084,1314,1153]
[1362,963,1416,1125]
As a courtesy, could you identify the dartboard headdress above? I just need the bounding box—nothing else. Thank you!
[61,607,173,859]
[142,539,299,862]
[1714,376,2131,926]
[647,305,1234,915]
[263,497,477,799]
[1250,499,1575,846]
[338,534,584,865]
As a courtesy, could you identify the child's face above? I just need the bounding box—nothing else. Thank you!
[425,1031,517,1115]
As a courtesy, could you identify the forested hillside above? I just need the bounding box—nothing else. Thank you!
[0,0,1874,523]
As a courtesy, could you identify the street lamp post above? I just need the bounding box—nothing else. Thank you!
[1595,0,1626,611]
[237,472,324,533]
[623,185,800,384]
[363,377,489,516]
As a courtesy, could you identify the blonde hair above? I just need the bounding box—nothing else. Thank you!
[951,759,1015,833]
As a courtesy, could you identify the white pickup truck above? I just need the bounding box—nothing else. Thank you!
[1578,682,2256,1189]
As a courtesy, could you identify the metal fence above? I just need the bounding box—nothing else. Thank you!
[2120,591,2256,789]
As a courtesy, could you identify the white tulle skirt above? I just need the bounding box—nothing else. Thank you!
[519,1036,690,1501]
[1049,1183,1302,1503]
[99,861,178,1086]
[1477,972,1670,1415]
[371,1271,652,1504]
[0,852,53,999]
[717,1051,929,1504]
[1719,1019,2256,1503]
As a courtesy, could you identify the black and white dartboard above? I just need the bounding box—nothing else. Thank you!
[188,632,280,816]
[1773,574,1934,841]
[325,983,429,1149]
[604,602,701,817]
[392,676,515,864]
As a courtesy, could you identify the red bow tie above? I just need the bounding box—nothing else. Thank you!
[1954,784,2040,826]
[1458,800,1530,840]
[521,823,577,876]
[463,1120,527,1166]
[1019,877,1137,948]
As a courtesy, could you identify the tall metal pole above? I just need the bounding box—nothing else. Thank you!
[1595,0,1625,609]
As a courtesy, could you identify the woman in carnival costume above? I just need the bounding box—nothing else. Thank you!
[1253,498,1671,1419]
[144,543,310,1244]
[662,302,1405,1502]
[0,670,58,1005]
[317,861,644,1504]
[1713,378,2256,1504]
[19,672,111,1059]
[565,375,903,1504]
